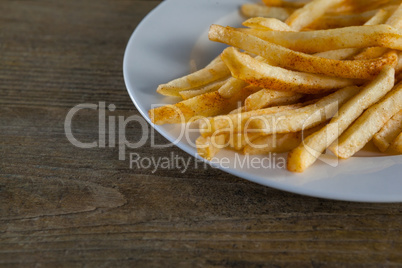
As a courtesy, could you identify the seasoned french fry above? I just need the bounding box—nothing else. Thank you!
[331,81,402,159]
[242,17,295,31]
[149,85,260,125]
[262,0,306,9]
[199,103,302,138]
[218,77,249,99]
[248,86,361,135]
[229,132,264,151]
[240,3,293,20]
[244,89,303,111]
[309,7,394,30]
[221,47,358,94]
[285,0,344,31]
[244,123,325,155]
[287,66,395,172]
[196,135,227,160]
[373,110,402,152]
[179,79,228,100]
[156,57,231,97]
[241,24,402,54]
[209,25,398,79]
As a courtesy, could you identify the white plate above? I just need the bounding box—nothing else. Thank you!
[123,0,402,202]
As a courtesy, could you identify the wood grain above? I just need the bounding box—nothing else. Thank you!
[1,0,402,266]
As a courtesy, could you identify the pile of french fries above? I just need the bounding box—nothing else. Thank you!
[149,0,402,173]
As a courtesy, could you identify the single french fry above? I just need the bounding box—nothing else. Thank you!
[373,110,402,152]
[196,134,227,160]
[179,79,228,100]
[209,25,398,79]
[242,17,295,31]
[309,7,394,30]
[287,66,395,172]
[244,123,325,155]
[220,47,358,94]
[331,81,402,159]
[218,77,249,99]
[156,57,231,97]
[244,132,300,154]
[240,3,293,20]
[330,0,400,14]
[241,24,402,54]
[149,85,260,125]
[248,85,361,135]
[312,9,391,60]
[245,89,303,111]
[229,106,246,114]
[199,104,302,138]
[229,132,264,151]
[262,0,306,9]
[389,131,402,153]
[285,0,345,31]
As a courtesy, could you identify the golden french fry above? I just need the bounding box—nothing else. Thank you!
[229,132,264,151]
[156,57,230,97]
[241,24,402,54]
[244,123,325,155]
[242,17,295,31]
[220,47,358,94]
[196,135,227,160]
[229,106,246,114]
[245,89,303,111]
[262,0,306,9]
[218,77,249,99]
[373,110,402,152]
[244,132,300,155]
[389,131,402,153]
[312,9,391,59]
[287,66,395,172]
[309,7,394,30]
[331,81,402,159]
[285,0,344,31]
[149,85,260,125]
[240,3,293,20]
[179,79,228,100]
[328,0,400,14]
[248,85,361,135]
[199,103,302,138]
[209,25,398,79]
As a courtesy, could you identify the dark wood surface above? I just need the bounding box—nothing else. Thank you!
[1,0,402,266]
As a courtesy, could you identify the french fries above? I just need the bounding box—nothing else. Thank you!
[287,66,395,172]
[149,85,260,124]
[241,24,402,54]
[331,81,402,159]
[209,24,398,79]
[149,0,402,174]
[284,0,344,31]
[221,47,358,94]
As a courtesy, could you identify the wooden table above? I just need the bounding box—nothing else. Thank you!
[1,0,401,266]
